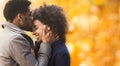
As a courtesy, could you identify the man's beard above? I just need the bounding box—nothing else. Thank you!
[20,25,33,32]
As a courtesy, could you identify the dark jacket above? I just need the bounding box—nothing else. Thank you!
[48,39,70,66]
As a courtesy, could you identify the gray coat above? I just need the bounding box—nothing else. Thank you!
[0,22,51,66]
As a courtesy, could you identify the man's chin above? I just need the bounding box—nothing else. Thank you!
[24,28,33,32]
[21,26,33,32]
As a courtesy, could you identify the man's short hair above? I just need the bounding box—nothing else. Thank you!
[33,4,68,40]
[3,0,31,22]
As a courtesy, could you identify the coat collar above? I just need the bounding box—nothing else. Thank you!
[2,22,26,34]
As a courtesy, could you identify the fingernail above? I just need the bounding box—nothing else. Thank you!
[48,27,50,30]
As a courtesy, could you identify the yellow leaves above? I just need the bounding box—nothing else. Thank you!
[79,57,95,66]
[92,0,104,5]
[66,42,75,54]
[96,31,109,43]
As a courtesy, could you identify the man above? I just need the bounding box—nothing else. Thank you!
[0,0,57,66]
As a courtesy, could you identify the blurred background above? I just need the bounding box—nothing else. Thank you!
[0,0,120,66]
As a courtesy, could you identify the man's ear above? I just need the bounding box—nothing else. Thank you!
[17,13,24,20]
[16,13,24,25]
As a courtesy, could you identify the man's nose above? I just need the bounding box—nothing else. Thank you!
[32,31,36,35]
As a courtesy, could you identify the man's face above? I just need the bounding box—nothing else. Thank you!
[33,20,45,42]
[21,8,33,31]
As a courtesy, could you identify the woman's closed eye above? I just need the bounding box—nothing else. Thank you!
[33,25,38,31]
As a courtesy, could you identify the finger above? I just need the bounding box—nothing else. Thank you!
[55,34,59,40]
[46,31,52,37]
[41,26,45,38]
[56,36,59,40]
[42,25,47,34]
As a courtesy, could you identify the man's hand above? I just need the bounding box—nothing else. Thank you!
[41,25,59,44]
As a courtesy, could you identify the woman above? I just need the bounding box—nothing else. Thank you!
[33,4,70,66]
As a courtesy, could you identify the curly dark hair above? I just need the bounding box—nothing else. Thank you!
[33,4,68,40]
[3,0,31,22]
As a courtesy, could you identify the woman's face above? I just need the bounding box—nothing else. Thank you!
[33,20,45,42]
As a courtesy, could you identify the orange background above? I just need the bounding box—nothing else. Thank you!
[0,0,120,66]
